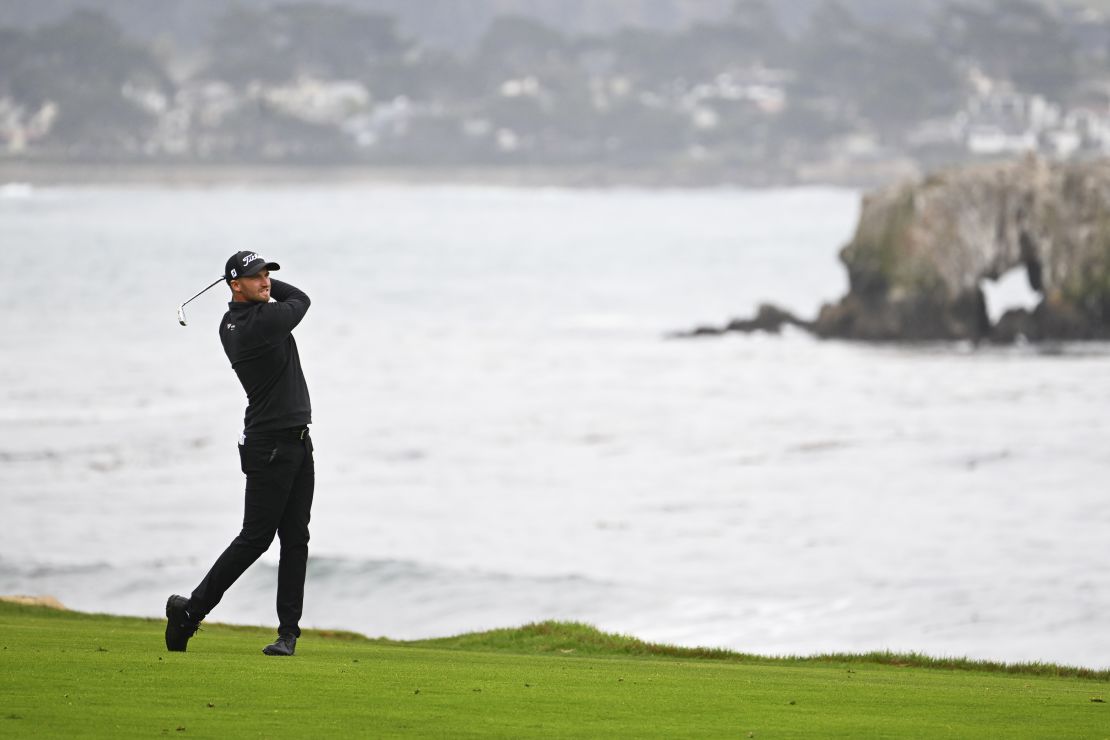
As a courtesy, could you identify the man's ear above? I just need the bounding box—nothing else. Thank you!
[229,279,240,294]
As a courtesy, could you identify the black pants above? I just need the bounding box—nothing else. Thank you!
[189,430,315,637]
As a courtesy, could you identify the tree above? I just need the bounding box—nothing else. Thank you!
[936,0,1077,98]
[794,1,961,138]
[1,10,170,155]
[471,15,573,89]
[206,3,410,84]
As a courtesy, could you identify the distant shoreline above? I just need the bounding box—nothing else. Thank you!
[0,160,896,189]
[0,160,756,189]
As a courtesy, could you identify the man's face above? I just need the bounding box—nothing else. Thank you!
[233,270,271,302]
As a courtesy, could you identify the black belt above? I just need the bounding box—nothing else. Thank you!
[248,426,309,440]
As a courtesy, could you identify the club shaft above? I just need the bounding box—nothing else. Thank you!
[181,277,224,307]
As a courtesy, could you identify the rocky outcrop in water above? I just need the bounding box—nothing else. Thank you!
[685,157,1110,342]
[816,156,1110,342]
[672,304,812,338]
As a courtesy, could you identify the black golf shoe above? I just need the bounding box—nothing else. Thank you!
[262,633,297,656]
[164,594,201,652]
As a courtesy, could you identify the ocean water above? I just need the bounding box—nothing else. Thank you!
[1,182,1108,668]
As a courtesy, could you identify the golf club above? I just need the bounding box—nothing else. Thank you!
[177,277,225,326]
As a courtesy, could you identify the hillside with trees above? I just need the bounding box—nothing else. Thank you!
[2,1,1109,184]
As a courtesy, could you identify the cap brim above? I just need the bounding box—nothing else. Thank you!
[240,261,280,277]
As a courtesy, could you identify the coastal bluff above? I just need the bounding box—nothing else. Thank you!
[683,158,1110,342]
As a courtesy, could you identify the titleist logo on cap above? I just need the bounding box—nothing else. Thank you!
[224,251,280,282]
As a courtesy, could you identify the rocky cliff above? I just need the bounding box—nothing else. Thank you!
[678,157,1110,342]
[816,157,1110,342]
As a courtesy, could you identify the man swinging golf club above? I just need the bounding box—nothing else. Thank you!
[166,251,314,656]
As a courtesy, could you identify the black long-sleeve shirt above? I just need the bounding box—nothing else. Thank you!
[219,278,312,434]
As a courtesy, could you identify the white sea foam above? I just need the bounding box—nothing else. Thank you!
[0,182,33,198]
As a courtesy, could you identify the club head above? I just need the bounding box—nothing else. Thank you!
[177,305,187,326]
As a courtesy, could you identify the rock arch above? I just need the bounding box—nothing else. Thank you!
[813,157,1110,342]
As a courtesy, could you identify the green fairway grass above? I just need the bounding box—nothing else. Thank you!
[1,601,1106,738]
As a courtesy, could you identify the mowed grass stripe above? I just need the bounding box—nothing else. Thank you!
[0,602,1107,738]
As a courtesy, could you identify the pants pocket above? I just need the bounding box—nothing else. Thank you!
[239,442,278,474]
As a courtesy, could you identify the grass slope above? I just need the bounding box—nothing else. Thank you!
[1,602,1106,738]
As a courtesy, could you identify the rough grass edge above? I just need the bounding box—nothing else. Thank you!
[3,601,1106,682]
[382,620,1110,682]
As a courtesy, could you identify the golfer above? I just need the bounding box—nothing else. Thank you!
[166,252,314,656]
